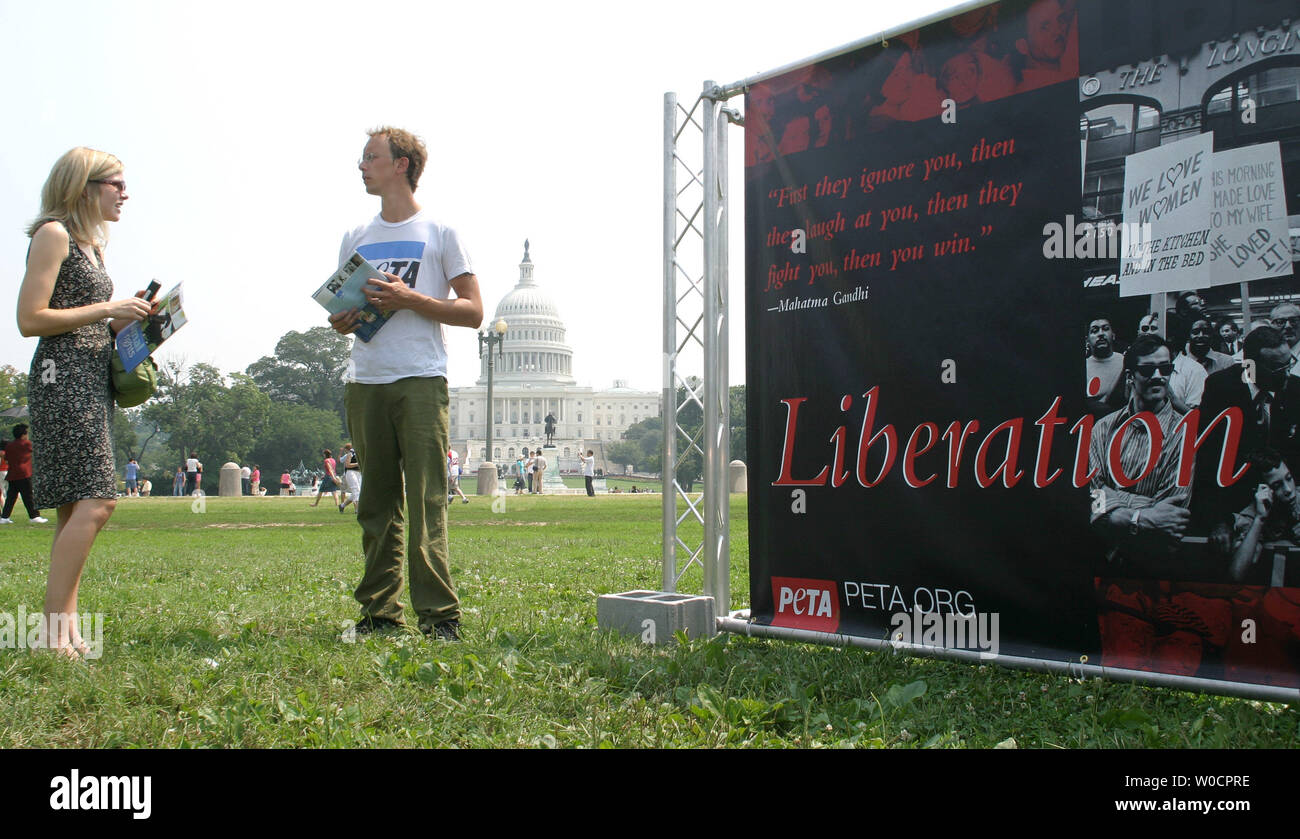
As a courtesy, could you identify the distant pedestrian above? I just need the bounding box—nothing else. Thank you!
[338,444,361,513]
[1,425,47,524]
[311,449,342,508]
[172,466,185,496]
[533,449,547,495]
[240,463,251,496]
[580,449,596,496]
[124,458,139,496]
[185,451,202,495]
[447,450,468,504]
[525,450,536,494]
[513,453,526,495]
[250,464,261,496]
[280,470,293,495]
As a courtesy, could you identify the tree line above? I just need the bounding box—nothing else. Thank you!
[2,327,351,491]
[605,382,746,490]
[2,334,746,492]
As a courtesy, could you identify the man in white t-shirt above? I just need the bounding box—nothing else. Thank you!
[185,452,203,496]
[580,449,596,497]
[329,126,483,642]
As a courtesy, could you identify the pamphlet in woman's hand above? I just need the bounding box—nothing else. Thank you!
[116,282,188,372]
[312,252,394,343]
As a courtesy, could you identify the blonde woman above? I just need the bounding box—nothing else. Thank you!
[17,148,152,658]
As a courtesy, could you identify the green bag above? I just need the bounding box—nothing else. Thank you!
[111,353,158,408]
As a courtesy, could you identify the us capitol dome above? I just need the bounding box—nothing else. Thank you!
[449,241,660,474]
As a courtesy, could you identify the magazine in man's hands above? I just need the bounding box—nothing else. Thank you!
[313,252,393,343]
[116,282,188,372]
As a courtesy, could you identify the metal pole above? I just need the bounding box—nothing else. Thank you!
[662,92,678,592]
[715,613,1300,704]
[702,80,724,611]
[478,328,505,492]
[709,97,731,615]
[486,348,495,464]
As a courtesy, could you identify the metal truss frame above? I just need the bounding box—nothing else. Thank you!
[662,82,739,614]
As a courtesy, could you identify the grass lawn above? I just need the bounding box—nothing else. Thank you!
[0,494,1294,748]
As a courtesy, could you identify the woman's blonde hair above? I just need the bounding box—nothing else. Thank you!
[25,147,123,245]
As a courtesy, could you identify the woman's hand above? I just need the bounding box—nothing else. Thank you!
[105,296,153,321]
[106,296,154,335]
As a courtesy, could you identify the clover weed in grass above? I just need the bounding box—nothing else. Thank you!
[0,495,1293,747]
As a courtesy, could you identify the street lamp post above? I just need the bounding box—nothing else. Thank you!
[476,318,508,495]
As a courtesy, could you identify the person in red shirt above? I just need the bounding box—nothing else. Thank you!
[1,424,47,524]
[310,449,341,508]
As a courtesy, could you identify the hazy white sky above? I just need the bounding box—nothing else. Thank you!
[0,0,965,394]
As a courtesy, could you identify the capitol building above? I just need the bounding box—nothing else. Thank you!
[449,242,660,474]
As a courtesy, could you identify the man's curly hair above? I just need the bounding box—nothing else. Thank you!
[369,126,427,192]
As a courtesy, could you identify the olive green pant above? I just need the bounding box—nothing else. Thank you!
[345,377,458,629]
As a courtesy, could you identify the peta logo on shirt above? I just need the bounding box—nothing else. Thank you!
[771,576,840,632]
[357,240,423,287]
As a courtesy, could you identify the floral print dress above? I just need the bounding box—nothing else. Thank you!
[27,224,118,509]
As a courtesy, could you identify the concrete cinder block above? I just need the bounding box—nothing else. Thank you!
[597,590,716,645]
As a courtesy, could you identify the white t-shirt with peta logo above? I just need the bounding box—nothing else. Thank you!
[338,210,473,384]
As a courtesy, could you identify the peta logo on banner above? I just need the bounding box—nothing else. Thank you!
[771,577,840,632]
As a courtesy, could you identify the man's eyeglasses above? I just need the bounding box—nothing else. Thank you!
[1273,316,1300,327]
[357,153,390,166]
[1133,362,1174,377]
[91,179,126,193]
[1138,324,1159,333]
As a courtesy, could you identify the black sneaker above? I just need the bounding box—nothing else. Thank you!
[422,619,460,641]
[353,615,404,635]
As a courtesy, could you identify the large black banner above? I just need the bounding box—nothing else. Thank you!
[746,0,1300,691]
